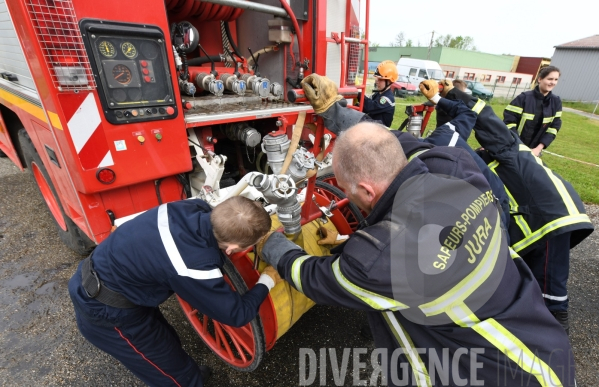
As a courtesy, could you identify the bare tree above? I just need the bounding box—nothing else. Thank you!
[391,32,405,47]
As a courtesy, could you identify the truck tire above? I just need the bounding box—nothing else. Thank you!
[0,150,6,157]
[18,129,95,255]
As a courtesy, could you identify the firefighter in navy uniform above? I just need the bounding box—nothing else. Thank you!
[359,60,397,127]
[257,74,576,387]
[435,79,593,334]
[68,196,281,387]
[503,66,563,157]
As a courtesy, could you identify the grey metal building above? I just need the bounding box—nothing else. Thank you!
[550,35,599,102]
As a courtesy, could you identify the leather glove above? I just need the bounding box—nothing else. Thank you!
[255,230,275,259]
[262,265,283,285]
[419,80,441,104]
[317,227,347,246]
[301,74,343,114]
[438,79,454,97]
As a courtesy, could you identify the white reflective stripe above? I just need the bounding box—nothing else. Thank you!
[509,247,520,259]
[291,255,312,293]
[419,215,502,316]
[68,93,102,153]
[384,311,432,387]
[332,259,408,311]
[380,96,395,106]
[157,204,223,280]
[447,303,480,328]
[543,293,568,301]
[408,149,429,162]
[446,122,456,131]
[473,319,563,387]
[448,131,459,147]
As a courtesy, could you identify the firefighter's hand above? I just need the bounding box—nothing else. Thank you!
[419,80,440,102]
[439,79,454,97]
[301,74,343,114]
[258,265,283,291]
[255,231,275,259]
[317,227,347,246]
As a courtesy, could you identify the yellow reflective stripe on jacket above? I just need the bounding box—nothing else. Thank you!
[525,146,579,214]
[447,303,480,328]
[383,311,432,387]
[509,247,520,259]
[472,99,486,114]
[542,116,554,124]
[408,149,429,162]
[512,213,591,252]
[291,255,312,293]
[555,111,562,117]
[472,319,563,387]
[505,104,523,114]
[332,259,409,311]
[546,128,558,136]
[487,160,500,171]
[506,123,517,129]
[518,113,535,135]
[419,215,502,316]
[503,184,532,237]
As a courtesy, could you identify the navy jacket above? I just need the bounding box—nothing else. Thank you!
[504,86,562,149]
[73,199,268,327]
[262,145,574,386]
[363,87,395,127]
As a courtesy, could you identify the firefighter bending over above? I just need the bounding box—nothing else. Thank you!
[68,196,281,387]
[257,74,575,386]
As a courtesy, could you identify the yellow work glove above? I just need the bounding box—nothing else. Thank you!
[262,265,283,286]
[317,227,345,246]
[301,74,343,114]
[419,80,441,104]
[255,230,275,259]
[438,79,454,97]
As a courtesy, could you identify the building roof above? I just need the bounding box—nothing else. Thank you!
[555,35,599,49]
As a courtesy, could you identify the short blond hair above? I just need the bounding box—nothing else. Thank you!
[211,196,271,247]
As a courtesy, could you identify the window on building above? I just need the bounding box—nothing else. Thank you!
[483,74,492,82]
[496,76,506,83]
[445,71,455,78]
[464,73,475,80]
[418,69,428,78]
[512,77,522,85]
[409,68,417,77]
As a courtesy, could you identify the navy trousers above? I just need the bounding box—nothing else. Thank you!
[522,232,571,312]
[68,261,204,386]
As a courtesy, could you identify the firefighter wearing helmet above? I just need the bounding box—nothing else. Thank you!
[360,60,398,126]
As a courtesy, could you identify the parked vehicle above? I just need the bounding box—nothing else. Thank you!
[465,81,494,100]
[390,75,419,98]
[396,58,444,86]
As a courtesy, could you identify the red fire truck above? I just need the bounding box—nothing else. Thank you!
[0,0,370,371]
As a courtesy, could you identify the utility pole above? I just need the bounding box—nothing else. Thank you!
[427,31,435,59]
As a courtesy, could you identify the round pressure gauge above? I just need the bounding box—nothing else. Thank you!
[98,41,116,58]
[121,42,138,59]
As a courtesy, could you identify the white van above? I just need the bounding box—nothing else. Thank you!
[396,58,444,86]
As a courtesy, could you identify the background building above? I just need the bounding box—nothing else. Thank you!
[550,35,599,101]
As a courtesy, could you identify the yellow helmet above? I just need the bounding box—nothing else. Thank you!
[374,60,398,82]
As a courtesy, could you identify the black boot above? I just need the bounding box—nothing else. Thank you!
[199,365,212,382]
[550,311,569,335]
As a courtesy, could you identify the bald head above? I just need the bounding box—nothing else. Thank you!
[333,122,407,193]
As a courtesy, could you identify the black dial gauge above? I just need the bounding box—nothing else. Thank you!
[98,41,116,58]
[112,64,132,85]
[121,42,138,59]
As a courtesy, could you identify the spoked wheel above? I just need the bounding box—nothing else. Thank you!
[313,179,365,232]
[177,253,265,371]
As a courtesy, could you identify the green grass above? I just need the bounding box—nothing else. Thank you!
[562,101,599,115]
[389,98,599,204]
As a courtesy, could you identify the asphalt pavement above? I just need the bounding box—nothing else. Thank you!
[0,157,598,386]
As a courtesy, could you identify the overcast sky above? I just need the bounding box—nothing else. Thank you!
[360,0,596,58]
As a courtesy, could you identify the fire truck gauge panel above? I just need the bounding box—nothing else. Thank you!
[98,41,116,58]
[121,42,138,59]
[80,19,177,125]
